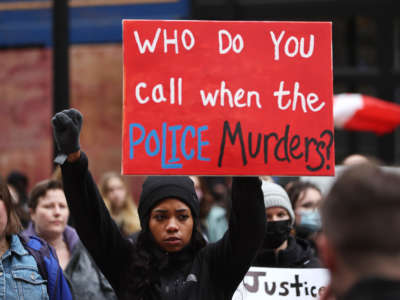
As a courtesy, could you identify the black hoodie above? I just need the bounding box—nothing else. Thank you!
[61,152,266,300]
[253,236,321,268]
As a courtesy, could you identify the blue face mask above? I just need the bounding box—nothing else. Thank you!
[299,210,321,231]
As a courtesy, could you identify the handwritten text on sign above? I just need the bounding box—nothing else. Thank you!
[233,267,330,300]
[122,20,334,175]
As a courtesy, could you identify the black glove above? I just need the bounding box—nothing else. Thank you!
[51,108,83,164]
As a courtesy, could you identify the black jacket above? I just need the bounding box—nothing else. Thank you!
[61,152,265,300]
[252,236,321,268]
[340,277,400,300]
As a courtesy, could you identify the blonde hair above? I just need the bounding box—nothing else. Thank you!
[100,172,140,236]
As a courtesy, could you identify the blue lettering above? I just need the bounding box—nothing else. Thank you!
[145,129,160,156]
[197,126,210,161]
[168,125,182,163]
[128,122,210,168]
[129,123,145,159]
[161,122,183,169]
[181,126,195,160]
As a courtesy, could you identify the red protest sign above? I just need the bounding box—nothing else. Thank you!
[122,20,333,176]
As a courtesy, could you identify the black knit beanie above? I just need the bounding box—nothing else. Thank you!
[138,176,200,229]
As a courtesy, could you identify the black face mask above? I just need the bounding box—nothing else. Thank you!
[263,220,291,250]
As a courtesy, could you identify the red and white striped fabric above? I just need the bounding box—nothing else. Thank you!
[333,93,400,135]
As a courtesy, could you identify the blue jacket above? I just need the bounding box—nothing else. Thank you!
[0,234,48,300]
[23,223,117,300]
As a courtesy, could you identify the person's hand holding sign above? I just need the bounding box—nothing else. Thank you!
[52,108,82,164]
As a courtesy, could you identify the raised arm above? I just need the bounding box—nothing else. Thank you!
[52,109,132,295]
[206,176,266,293]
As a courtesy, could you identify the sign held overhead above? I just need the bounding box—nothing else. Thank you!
[122,20,334,176]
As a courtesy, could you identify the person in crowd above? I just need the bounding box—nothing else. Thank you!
[341,153,383,166]
[318,163,400,300]
[7,170,30,227]
[205,202,228,243]
[189,176,203,201]
[204,177,231,242]
[7,171,29,206]
[286,181,322,244]
[52,108,266,300]
[253,181,320,268]
[0,175,49,299]
[342,154,370,166]
[100,172,141,236]
[24,179,117,300]
[195,176,218,240]
[189,176,209,241]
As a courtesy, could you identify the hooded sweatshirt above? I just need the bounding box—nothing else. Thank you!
[253,236,321,268]
[61,152,266,300]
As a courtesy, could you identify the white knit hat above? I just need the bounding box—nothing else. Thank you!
[261,181,295,225]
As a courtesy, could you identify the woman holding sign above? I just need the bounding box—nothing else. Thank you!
[253,181,320,268]
[51,108,266,300]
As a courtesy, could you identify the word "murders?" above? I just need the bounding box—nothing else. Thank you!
[218,121,334,172]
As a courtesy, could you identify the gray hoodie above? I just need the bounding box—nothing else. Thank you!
[23,223,117,300]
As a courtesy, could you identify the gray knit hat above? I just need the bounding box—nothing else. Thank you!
[262,181,295,225]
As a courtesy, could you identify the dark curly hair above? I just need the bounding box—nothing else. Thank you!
[120,223,206,300]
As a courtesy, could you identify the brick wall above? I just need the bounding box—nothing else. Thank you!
[0,48,53,191]
[0,44,144,203]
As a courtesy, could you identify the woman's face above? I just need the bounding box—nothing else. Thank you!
[31,189,69,239]
[0,200,8,237]
[294,188,322,225]
[106,177,127,210]
[149,198,193,253]
[265,206,290,222]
